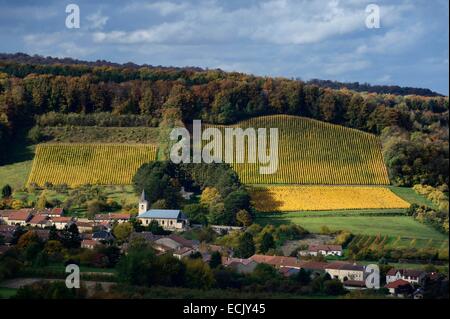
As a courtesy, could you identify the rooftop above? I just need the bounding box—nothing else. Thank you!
[139,209,187,220]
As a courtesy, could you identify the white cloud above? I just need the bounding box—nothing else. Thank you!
[356,24,424,55]
[86,11,109,30]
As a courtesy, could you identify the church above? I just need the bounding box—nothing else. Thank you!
[137,190,189,231]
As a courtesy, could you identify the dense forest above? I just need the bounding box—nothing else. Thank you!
[0,53,448,186]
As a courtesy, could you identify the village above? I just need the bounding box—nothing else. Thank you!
[0,190,444,299]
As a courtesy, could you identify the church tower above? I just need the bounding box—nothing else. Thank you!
[138,190,149,215]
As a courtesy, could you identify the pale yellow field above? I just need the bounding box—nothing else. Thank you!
[250,186,411,212]
[27,144,157,187]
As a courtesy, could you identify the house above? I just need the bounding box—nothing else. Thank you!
[297,261,329,278]
[173,247,195,260]
[51,217,73,230]
[92,230,114,242]
[250,254,303,269]
[0,210,15,224]
[301,244,343,257]
[75,221,95,233]
[385,279,414,297]
[222,257,259,274]
[81,239,103,250]
[6,209,33,226]
[137,190,189,231]
[154,234,198,250]
[48,208,64,218]
[94,213,131,224]
[152,243,174,255]
[29,214,51,228]
[386,269,427,286]
[325,262,366,282]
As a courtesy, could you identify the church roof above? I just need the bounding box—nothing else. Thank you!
[139,209,187,220]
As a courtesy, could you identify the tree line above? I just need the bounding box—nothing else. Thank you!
[0,57,448,186]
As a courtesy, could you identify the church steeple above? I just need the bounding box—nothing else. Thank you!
[138,190,149,215]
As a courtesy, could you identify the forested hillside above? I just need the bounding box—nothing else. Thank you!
[0,53,448,186]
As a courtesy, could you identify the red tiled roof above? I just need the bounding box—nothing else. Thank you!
[8,209,32,221]
[51,217,72,223]
[385,279,412,289]
[51,208,64,216]
[386,268,425,278]
[168,234,196,248]
[29,214,49,225]
[298,261,329,271]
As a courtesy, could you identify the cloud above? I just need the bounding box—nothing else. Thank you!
[356,24,424,55]
[94,0,375,45]
[86,11,109,30]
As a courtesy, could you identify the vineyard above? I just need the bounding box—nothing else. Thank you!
[27,144,157,187]
[205,115,390,185]
[250,186,410,211]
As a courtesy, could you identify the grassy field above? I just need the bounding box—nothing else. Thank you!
[28,144,157,187]
[0,160,33,190]
[206,115,389,185]
[389,186,437,209]
[250,186,410,211]
[256,214,447,241]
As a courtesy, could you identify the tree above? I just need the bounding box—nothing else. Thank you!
[86,199,106,219]
[209,251,222,269]
[148,220,167,235]
[236,209,253,227]
[48,225,59,241]
[184,258,215,289]
[323,279,346,295]
[224,190,251,224]
[113,222,133,242]
[235,232,255,258]
[1,184,12,198]
[61,223,81,249]
[132,161,182,208]
[259,233,275,253]
[36,192,48,209]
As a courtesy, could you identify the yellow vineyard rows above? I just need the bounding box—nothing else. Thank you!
[250,186,411,212]
[206,115,390,185]
[27,144,157,187]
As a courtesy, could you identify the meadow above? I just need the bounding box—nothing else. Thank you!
[250,186,410,211]
[256,214,447,242]
[206,115,390,185]
[27,144,157,187]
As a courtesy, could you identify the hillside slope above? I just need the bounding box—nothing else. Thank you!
[207,115,390,185]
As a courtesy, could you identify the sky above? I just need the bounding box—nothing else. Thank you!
[0,0,448,95]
